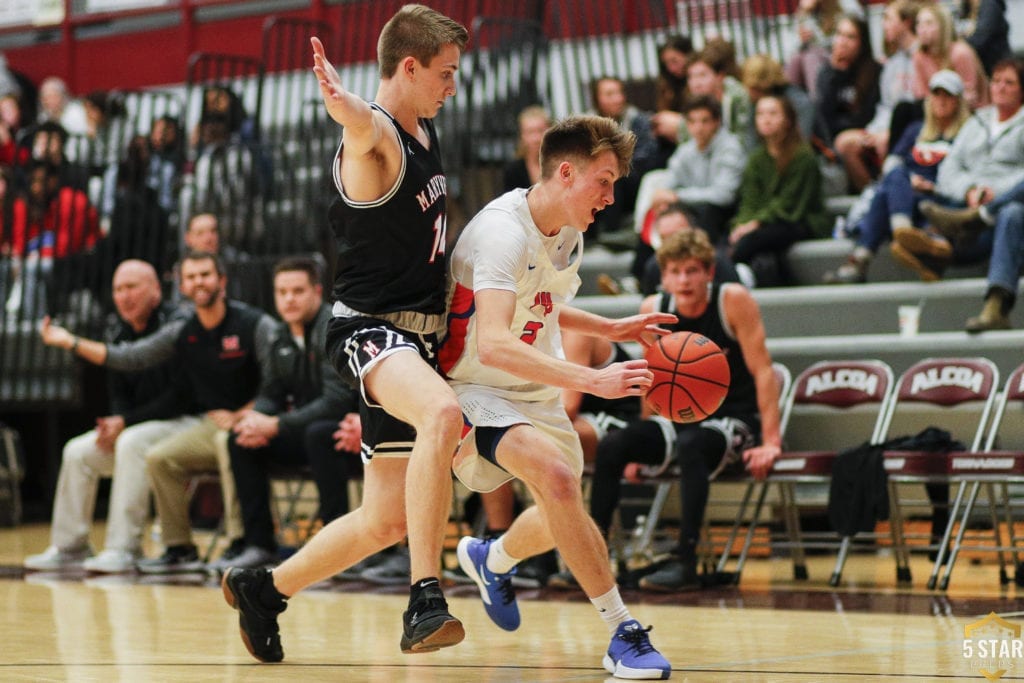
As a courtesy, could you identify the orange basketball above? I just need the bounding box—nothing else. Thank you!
[644,331,730,423]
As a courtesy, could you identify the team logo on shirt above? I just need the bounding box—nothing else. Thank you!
[531,291,554,317]
[222,335,240,352]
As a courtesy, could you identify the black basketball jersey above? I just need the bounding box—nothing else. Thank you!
[657,284,758,416]
[328,104,448,315]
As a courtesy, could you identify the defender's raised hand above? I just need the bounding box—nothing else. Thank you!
[311,36,372,129]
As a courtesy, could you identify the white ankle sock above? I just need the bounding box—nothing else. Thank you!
[591,586,632,633]
[485,537,520,574]
[890,213,912,231]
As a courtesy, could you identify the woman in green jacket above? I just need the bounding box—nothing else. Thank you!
[728,94,829,286]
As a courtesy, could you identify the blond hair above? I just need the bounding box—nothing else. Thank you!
[917,3,955,66]
[920,89,971,141]
[377,4,469,78]
[741,54,789,92]
[656,229,715,271]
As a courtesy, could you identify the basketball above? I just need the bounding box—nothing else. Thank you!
[644,331,730,423]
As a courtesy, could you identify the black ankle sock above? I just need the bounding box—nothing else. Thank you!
[484,528,507,540]
[259,570,288,611]
[409,576,441,604]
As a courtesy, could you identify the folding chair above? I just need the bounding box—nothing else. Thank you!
[717,359,894,586]
[878,357,999,585]
[618,362,794,573]
[267,463,322,548]
[937,362,1024,590]
[185,470,226,562]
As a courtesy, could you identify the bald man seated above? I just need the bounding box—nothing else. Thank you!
[25,260,193,574]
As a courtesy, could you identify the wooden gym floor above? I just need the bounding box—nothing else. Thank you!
[3,521,1024,682]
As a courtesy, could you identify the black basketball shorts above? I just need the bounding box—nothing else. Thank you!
[325,314,440,462]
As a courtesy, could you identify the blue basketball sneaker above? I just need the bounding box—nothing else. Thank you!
[603,619,671,680]
[456,536,520,631]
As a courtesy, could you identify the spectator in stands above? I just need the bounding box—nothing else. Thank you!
[0,53,21,100]
[609,96,745,296]
[7,161,99,318]
[740,54,815,146]
[190,94,262,250]
[812,13,882,194]
[587,229,780,592]
[914,59,1024,331]
[912,3,989,110]
[147,114,184,214]
[36,76,88,137]
[650,34,694,153]
[587,76,660,237]
[639,202,741,296]
[27,121,90,191]
[784,0,862,99]
[824,70,971,284]
[833,0,920,193]
[0,165,26,307]
[730,94,829,287]
[502,105,549,192]
[639,96,746,246]
[27,260,193,573]
[98,134,170,278]
[175,212,248,300]
[43,250,276,572]
[211,256,354,571]
[960,0,1011,77]
[75,90,126,168]
[893,58,1024,282]
[0,93,29,168]
[685,47,752,140]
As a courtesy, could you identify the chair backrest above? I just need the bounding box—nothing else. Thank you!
[779,359,894,451]
[878,357,999,452]
[984,362,1024,452]
[773,361,792,413]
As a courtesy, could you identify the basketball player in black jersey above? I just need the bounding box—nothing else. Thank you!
[589,228,782,592]
[222,5,469,661]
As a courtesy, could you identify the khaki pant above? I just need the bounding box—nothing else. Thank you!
[145,416,242,548]
[50,416,200,553]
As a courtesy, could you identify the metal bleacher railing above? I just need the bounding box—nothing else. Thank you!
[0,0,804,409]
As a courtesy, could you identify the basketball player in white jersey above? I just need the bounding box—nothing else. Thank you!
[222,5,470,662]
[441,115,675,680]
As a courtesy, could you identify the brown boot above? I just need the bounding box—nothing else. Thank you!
[892,225,953,259]
[889,242,949,282]
[965,289,1013,334]
[919,201,988,243]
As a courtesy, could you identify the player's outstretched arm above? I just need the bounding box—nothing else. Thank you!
[39,315,108,365]
[558,305,676,347]
[311,36,378,152]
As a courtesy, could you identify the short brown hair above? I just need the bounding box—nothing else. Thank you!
[181,249,225,277]
[539,115,636,180]
[377,4,469,79]
[656,229,715,271]
[274,255,322,286]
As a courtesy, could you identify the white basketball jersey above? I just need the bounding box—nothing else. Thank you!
[440,189,583,401]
